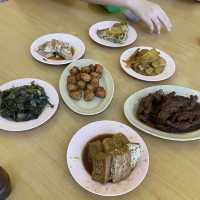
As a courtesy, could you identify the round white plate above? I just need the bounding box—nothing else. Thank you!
[124,85,200,141]
[67,120,149,196]
[59,59,114,115]
[120,46,176,82]
[89,21,137,48]
[30,33,85,65]
[0,78,59,132]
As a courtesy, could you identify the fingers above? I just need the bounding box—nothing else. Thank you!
[146,14,172,34]
[134,1,172,34]
[144,19,154,33]
[159,10,172,32]
[143,13,171,34]
[151,17,161,34]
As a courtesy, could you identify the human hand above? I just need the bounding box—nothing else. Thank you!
[126,0,172,34]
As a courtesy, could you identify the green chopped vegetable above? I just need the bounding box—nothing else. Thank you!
[0,81,54,122]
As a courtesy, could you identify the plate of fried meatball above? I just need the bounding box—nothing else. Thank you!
[59,59,114,115]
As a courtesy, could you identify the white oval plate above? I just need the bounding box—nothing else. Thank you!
[67,120,149,196]
[59,59,114,115]
[124,85,200,141]
[0,78,59,132]
[120,46,176,82]
[30,33,85,65]
[89,21,137,48]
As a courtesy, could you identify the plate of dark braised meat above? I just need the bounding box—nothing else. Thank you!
[0,78,59,132]
[59,59,114,115]
[124,85,200,141]
[67,120,149,196]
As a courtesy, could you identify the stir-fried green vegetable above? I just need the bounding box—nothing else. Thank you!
[0,82,54,122]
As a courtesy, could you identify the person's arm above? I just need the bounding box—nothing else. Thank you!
[82,0,172,34]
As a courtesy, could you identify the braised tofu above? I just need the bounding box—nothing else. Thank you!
[87,140,103,163]
[92,152,112,184]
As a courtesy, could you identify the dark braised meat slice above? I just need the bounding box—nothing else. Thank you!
[137,90,200,133]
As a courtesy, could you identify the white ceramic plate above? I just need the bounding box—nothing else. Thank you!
[30,33,85,65]
[59,59,114,115]
[124,85,200,141]
[120,46,176,82]
[0,78,59,132]
[89,21,137,48]
[67,120,149,196]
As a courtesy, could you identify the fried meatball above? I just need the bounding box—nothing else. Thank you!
[80,73,91,82]
[90,78,99,88]
[69,90,82,100]
[84,90,95,101]
[89,64,96,72]
[91,72,101,79]
[67,75,76,84]
[67,83,78,92]
[95,87,106,98]
[95,64,103,74]
[81,66,91,74]
[76,73,81,81]
[86,83,95,92]
[70,67,80,75]
[77,80,86,89]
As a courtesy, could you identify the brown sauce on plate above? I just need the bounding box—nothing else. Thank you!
[82,134,113,174]
[48,56,65,61]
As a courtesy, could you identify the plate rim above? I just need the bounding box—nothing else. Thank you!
[120,46,176,82]
[89,20,137,48]
[30,33,86,66]
[124,85,200,141]
[66,120,149,196]
[59,59,115,115]
[0,78,59,132]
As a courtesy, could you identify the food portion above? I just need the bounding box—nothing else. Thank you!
[37,39,74,60]
[0,82,54,122]
[67,64,106,101]
[82,133,141,184]
[97,22,129,44]
[137,90,200,133]
[124,48,166,76]
[0,166,11,200]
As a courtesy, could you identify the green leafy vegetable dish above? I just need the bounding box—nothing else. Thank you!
[0,82,54,122]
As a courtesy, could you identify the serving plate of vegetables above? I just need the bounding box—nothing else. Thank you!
[120,46,176,82]
[0,78,59,132]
